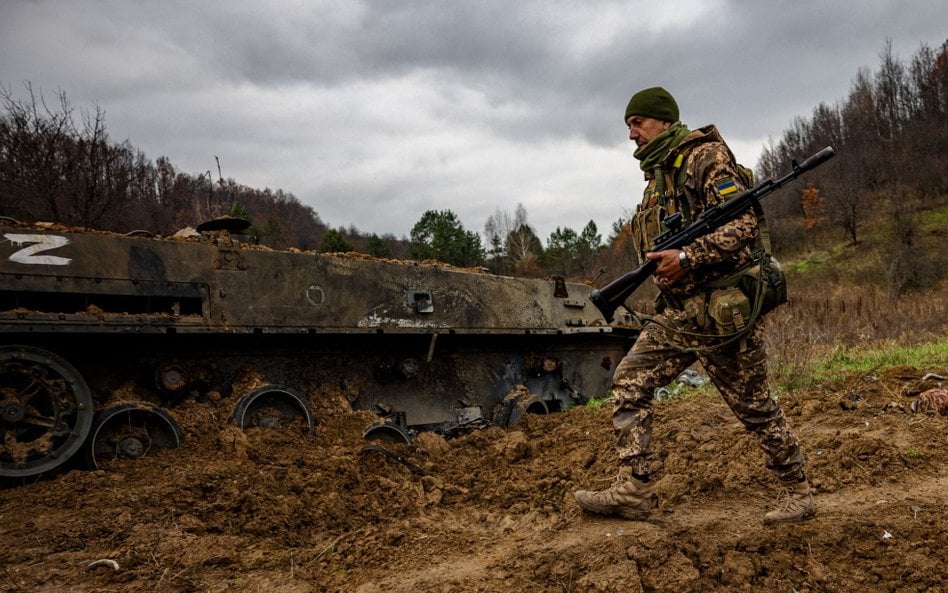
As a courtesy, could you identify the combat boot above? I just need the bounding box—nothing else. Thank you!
[764,478,816,524]
[574,475,653,519]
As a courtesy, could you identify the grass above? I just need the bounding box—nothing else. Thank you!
[695,336,948,396]
[583,390,624,412]
[918,204,948,228]
[590,337,946,403]
[813,339,948,383]
[767,330,948,393]
[792,257,825,274]
[763,263,947,391]
[595,320,946,400]
[583,395,612,411]
[585,373,719,409]
[789,241,848,274]
[583,375,718,410]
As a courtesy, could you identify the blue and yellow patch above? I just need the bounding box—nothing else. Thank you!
[715,177,739,197]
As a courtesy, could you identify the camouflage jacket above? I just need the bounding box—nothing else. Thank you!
[630,124,759,299]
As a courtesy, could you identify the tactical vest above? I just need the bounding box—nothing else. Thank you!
[630,136,757,259]
[629,131,787,337]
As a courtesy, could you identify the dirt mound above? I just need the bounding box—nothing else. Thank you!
[1,365,945,592]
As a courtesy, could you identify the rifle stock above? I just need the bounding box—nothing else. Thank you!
[590,146,835,322]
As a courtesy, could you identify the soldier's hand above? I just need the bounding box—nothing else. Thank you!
[646,249,686,285]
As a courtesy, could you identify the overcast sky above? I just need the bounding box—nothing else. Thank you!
[1,1,945,243]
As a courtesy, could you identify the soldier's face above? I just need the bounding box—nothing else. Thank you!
[626,116,671,148]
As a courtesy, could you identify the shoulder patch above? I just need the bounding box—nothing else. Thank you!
[715,177,739,197]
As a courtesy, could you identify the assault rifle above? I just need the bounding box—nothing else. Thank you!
[590,146,835,322]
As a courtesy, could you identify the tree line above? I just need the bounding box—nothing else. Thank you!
[755,39,947,294]
[0,84,407,256]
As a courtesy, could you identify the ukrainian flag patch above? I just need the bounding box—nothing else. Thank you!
[716,177,738,196]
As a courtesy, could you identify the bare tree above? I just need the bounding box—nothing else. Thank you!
[505,204,539,261]
[0,84,75,222]
[485,203,537,274]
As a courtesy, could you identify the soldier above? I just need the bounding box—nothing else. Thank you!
[574,87,815,524]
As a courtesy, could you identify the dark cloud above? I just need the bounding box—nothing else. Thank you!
[1,0,945,240]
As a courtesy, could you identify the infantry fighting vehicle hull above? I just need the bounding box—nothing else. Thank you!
[0,219,636,479]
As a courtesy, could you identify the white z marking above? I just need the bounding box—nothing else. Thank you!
[4,234,72,266]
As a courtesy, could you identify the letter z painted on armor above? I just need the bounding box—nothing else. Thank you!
[4,234,72,266]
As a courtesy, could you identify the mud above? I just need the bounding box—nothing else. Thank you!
[1,365,945,593]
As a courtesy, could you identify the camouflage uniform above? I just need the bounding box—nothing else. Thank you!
[617,125,806,483]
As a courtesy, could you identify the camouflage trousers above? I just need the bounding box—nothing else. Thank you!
[612,308,806,482]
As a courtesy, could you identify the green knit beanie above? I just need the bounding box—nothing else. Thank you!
[624,87,679,123]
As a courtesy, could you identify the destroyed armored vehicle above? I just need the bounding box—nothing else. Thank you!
[0,217,636,479]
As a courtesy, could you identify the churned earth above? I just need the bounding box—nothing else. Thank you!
[0,364,945,593]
